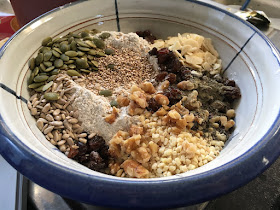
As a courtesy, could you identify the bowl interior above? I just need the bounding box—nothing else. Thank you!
[0,0,280,182]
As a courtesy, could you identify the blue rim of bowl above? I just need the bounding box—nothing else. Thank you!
[1,0,280,208]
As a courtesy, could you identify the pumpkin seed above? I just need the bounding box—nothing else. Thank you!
[92,67,98,71]
[61,64,68,70]
[91,29,99,34]
[107,64,115,70]
[65,51,78,57]
[33,67,39,76]
[39,73,47,76]
[84,40,96,48]
[43,51,52,61]
[42,81,54,91]
[91,60,98,67]
[99,90,112,97]
[110,100,118,107]
[78,47,90,52]
[88,49,98,55]
[76,58,88,69]
[76,40,89,48]
[52,50,61,58]
[43,61,53,67]
[44,92,60,101]
[68,37,74,43]
[52,37,61,43]
[80,69,91,73]
[35,53,44,65]
[35,85,45,92]
[39,47,51,53]
[60,43,69,53]
[39,63,46,71]
[65,60,74,64]
[46,41,53,47]
[60,54,69,62]
[47,75,56,82]
[73,33,81,38]
[70,40,77,51]
[96,51,106,57]
[45,66,55,72]
[99,32,111,39]
[67,70,81,76]
[68,64,76,69]
[54,59,64,68]
[28,82,45,89]
[49,56,56,62]
[34,75,49,82]
[42,37,52,46]
[105,48,115,55]
[87,55,94,60]
[83,36,93,41]
[93,38,105,49]
[77,51,85,57]
[29,58,35,70]
[28,72,35,85]
[51,69,60,75]
[81,31,89,38]
[53,47,62,54]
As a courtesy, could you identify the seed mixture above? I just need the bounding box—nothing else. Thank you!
[27,29,241,178]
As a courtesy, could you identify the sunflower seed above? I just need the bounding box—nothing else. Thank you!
[53,109,61,116]
[44,125,54,134]
[42,81,54,91]
[46,114,54,121]
[42,103,51,113]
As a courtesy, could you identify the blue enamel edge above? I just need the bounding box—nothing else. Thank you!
[0,0,280,208]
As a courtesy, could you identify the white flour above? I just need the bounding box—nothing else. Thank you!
[72,86,136,142]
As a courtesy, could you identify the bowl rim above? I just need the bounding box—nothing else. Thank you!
[1,0,280,208]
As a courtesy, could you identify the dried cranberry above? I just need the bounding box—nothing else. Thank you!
[158,48,169,55]
[77,142,88,156]
[158,53,169,64]
[88,135,105,151]
[155,71,168,82]
[163,87,182,105]
[166,73,177,84]
[67,147,79,159]
[147,98,161,112]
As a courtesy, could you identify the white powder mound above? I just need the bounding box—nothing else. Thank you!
[72,86,136,142]
[97,31,151,56]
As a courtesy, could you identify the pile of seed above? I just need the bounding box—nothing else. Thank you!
[79,47,156,92]
[27,29,114,92]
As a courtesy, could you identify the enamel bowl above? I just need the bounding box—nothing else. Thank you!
[1,0,280,208]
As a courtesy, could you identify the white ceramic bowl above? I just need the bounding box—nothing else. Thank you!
[1,0,280,208]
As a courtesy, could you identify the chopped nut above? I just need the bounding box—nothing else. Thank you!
[105,107,119,124]
[129,125,144,136]
[155,107,168,116]
[154,94,169,106]
[129,90,148,108]
[117,95,130,107]
[177,80,195,90]
[139,82,156,94]
[160,80,170,90]
[121,159,149,178]
[131,147,151,163]
[168,109,181,120]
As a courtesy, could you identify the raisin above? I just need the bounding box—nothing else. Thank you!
[163,87,182,106]
[222,86,241,101]
[86,161,106,171]
[147,98,161,112]
[88,135,105,151]
[166,73,176,84]
[89,151,103,163]
[136,30,157,44]
[224,79,236,87]
[67,147,79,159]
[77,142,88,156]
[99,145,110,159]
[179,68,192,81]
[155,71,168,82]
[149,47,158,56]
[77,154,89,163]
